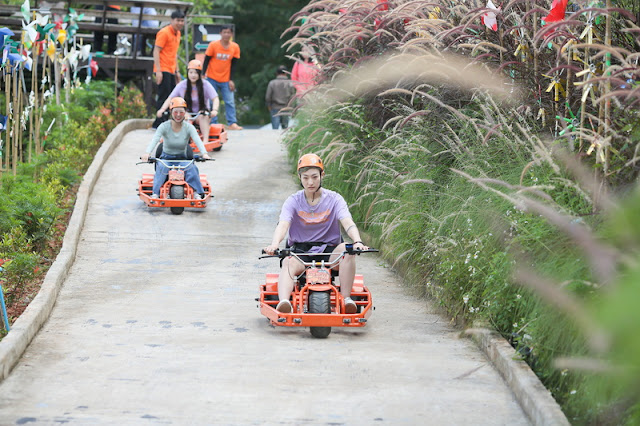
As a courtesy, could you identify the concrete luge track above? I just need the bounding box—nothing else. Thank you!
[0,125,541,424]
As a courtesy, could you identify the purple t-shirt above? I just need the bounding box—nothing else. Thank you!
[169,79,218,113]
[279,189,352,251]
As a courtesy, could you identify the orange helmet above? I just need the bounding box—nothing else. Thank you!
[297,153,324,172]
[187,59,202,71]
[169,97,187,110]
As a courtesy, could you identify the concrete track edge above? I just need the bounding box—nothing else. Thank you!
[466,328,570,425]
[0,119,152,383]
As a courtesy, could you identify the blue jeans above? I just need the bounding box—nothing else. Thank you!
[270,108,290,129]
[153,153,204,195]
[207,78,237,125]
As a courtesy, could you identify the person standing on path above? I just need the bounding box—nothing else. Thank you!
[291,46,320,97]
[265,65,295,130]
[152,10,185,129]
[202,25,243,130]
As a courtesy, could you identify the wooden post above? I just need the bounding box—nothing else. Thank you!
[3,68,10,172]
[17,66,24,164]
[603,0,612,175]
[115,55,119,104]
[12,65,19,175]
[54,55,61,106]
[64,39,71,104]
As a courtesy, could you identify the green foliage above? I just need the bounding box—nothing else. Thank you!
[114,85,150,122]
[1,253,40,291]
[0,174,60,251]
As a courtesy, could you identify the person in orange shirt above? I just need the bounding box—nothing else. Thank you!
[202,25,243,130]
[152,10,185,128]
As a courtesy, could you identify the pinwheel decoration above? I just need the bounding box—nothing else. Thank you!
[513,29,530,62]
[543,72,566,102]
[574,59,598,104]
[556,103,579,136]
[579,11,600,45]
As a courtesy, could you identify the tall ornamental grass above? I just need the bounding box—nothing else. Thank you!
[282,1,640,421]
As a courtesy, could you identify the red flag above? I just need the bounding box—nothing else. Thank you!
[376,0,389,11]
[544,0,568,23]
[90,59,99,77]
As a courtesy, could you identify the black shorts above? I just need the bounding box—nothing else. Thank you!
[290,243,338,263]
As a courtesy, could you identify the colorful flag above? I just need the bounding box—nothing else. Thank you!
[481,0,500,32]
[90,59,98,77]
[543,0,568,23]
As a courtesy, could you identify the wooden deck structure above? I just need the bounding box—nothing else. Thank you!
[0,0,231,112]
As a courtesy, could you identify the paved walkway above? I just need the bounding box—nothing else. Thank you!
[0,128,529,424]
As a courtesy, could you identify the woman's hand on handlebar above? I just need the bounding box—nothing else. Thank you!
[263,244,279,256]
[202,153,211,160]
[141,153,150,162]
[353,241,368,251]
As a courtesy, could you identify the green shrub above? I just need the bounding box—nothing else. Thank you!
[1,253,40,292]
[0,173,61,251]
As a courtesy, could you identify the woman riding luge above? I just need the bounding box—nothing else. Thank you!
[141,97,211,199]
[157,59,219,144]
[263,153,369,314]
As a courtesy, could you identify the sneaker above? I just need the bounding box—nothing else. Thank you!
[276,299,292,313]
[227,123,244,130]
[151,193,159,199]
[344,297,357,314]
[194,193,202,200]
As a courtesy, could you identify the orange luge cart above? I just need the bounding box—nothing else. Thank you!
[190,122,228,153]
[137,156,213,215]
[258,246,377,338]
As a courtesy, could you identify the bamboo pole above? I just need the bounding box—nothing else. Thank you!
[3,68,9,172]
[12,65,19,175]
[35,53,44,155]
[565,42,573,150]
[5,68,12,173]
[54,55,61,106]
[64,39,70,104]
[28,52,36,163]
[603,0,612,175]
[17,66,24,164]
[31,44,40,158]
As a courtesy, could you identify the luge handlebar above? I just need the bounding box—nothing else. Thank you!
[136,156,214,165]
[259,244,378,263]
